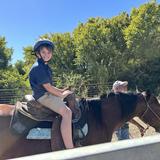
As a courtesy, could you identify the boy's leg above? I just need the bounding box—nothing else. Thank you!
[37,93,74,149]
[59,106,74,149]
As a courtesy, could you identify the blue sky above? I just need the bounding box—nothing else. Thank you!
[0,0,159,64]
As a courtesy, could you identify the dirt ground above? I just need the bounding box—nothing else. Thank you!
[112,117,158,141]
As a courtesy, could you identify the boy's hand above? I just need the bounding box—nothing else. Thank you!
[61,87,69,92]
[61,86,72,92]
[62,90,73,98]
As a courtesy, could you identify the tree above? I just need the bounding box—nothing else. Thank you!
[73,14,130,84]
[124,2,160,64]
[0,36,13,69]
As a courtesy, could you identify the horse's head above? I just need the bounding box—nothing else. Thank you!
[138,90,160,133]
[63,93,81,121]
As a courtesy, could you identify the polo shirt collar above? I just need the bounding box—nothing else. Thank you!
[37,58,48,66]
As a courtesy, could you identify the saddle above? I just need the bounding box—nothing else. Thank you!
[10,95,57,136]
[10,94,88,146]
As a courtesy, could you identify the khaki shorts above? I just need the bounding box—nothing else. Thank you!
[37,92,66,113]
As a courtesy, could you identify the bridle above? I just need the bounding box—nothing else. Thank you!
[140,94,160,121]
[139,93,160,135]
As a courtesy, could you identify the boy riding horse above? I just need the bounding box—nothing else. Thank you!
[29,39,74,149]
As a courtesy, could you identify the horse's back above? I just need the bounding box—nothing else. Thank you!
[0,104,15,116]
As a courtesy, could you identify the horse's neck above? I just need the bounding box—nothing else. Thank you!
[131,95,145,119]
[0,104,15,116]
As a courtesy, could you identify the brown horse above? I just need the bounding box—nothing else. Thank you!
[0,91,160,159]
[51,91,160,150]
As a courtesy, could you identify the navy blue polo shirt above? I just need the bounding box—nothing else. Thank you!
[29,58,53,100]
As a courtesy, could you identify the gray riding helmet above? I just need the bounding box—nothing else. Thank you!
[33,39,54,52]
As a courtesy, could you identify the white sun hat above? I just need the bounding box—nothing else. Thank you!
[112,80,128,90]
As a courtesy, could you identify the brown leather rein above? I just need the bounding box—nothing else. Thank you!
[139,94,160,135]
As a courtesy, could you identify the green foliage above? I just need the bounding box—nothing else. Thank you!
[0,37,29,92]
[55,72,88,97]
[15,60,26,75]
[124,2,160,62]
[0,36,13,68]
[0,68,26,89]
[119,57,160,94]
[49,33,77,75]
[73,14,130,83]
[1,1,160,97]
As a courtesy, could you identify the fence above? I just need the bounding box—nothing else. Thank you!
[13,134,160,160]
[0,83,113,104]
[0,88,31,104]
[85,83,112,97]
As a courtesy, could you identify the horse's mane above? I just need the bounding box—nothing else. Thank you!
[101,92,138,120]
[116,92,138,120]
[79,92,139,123]
[86,98,102,123]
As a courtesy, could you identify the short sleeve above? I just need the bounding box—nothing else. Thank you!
[34,67,50,85]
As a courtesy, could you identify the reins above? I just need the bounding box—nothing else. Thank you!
[141,95,160,121]
[139,94,160,135]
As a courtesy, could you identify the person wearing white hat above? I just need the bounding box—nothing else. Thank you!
[112,80,145,140]
[112,80,130,140]
[112,80,128,93]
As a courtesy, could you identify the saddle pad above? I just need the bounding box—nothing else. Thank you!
[27,124,88,140]
[27,128,51,139]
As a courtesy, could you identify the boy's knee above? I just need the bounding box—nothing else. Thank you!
[59,107,72,117]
